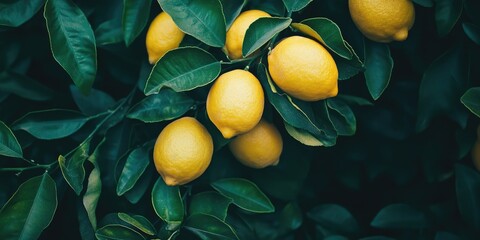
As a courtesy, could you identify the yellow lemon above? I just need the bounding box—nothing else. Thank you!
[153,117,213,186]
[229,120,283,169]
[267,36,338,101]
[206,69,265,139]
[349,0,415,42]
[225,9,271,59]
[146,12,185,64]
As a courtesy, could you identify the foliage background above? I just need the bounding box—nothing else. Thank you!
[1,0,480,239]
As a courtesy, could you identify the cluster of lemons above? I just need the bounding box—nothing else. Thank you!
[145,0,415,186]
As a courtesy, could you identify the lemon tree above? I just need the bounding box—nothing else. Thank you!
[0,0,480,239]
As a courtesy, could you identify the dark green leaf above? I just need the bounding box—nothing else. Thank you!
[370,204,430,229]
[83,141,103,230]
[242,17,292,57]
[0,120,23,158]
[463,22,480,45]
[95,224,145,240]
[413,0,434,7]
[461,87,480,118]
[281,0,312,13]
[117,143,152,196]
[58,140,90,195]
[308,204,359,234]
[189,191,233,221]
[291,18,353,60]
[124,166,154,204]
[434,231,461,240]
[158,0,226,47]
[0,0,45,27]
[364,41,393,100]
[327,98,356,136]
[337,95,373,106]
[284,122,323,147]
[184,214,238,240]
[95,19,123,46]
[152,178,184,230]
[334,41,364,80]
[44,0,97,94]
[435,0,463,37]
[359,237,396,240]
[128,89,195,123]
[279,202,303,231]
[122,0,151,46]
[211,178,274,213]
[252,0,286,16]
[13,109,89,140]
[118,213,156,235]
[70,85,116,116]
[220,0,246,29]
[0,173,57,240]
[144,47,221,95]
[0,71,54,101]
[455,164,480,229]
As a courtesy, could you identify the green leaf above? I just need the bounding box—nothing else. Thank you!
[461,87,480,118]
[291,18,353,60]
[124,168,154,205]
[455,164,480,229]
[122,0,151,46]
[152,178,184,230]
[58,140,90,195]
[359,237,396,240]
[334,41,364,80]
[118,213,156,235]
[128,89,195,123]
[413,0,434,7]
[95,224,145,240]
[308,204,359,234]
[279,202,303,231]
[370,204,430,229]
[117,143,152,196]
[242,17,292,57]
[434,0,463,37]
[281,0,312,13]
[0,71,54,101]
[70,85,116,116]
[220,0,246,29]
[0,120,23,158]
[13,109,89,140]
[0,173,57,240]
[82,138,104,231]
[327,98,356,136]
[144,47,221,95]
[284,122,323,147]
[95,19,123,46]
[0,0,45,27]
[189,191,233,221]
[44,0,97,95]
[463,22,480,45]
[158,0,226,47]
[184,214,239,240]
[364,41,393,100]
[211,178,274,213]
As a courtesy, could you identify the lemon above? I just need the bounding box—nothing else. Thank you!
[349,0,415,42]
[225,9,271,59]
[267,36,338,101]
[206,69,265,139]
[229,120,283,169]
[153,117,213,186]
[146,12,185,64]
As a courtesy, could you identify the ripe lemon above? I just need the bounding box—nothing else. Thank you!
[267,36,338,101]
[349,0,415,42]
[229,120,283,169]
[146,12,185,64]
[224,9,271,59]
[153,117,213,186]
[206,69,264,139]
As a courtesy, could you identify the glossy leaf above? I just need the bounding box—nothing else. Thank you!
[0,120,23,158]
[189,191,233,221]
[435,0,463,37]
[95,224,145,240]
[242,17,292,57]
[308,204,359,234]
[211,178,274,213]
[144,47,221,95]
[58,140,90,195]
[327,98,356,136]
[370,204,430,229]
[44,0,97,95]
[291,18,353,60]
[0,71,54,101]
[220,0,246,29]
[334,41,364,80]
[184,214,238,240]
[118,213,156,235]
[95,19,123,46]
[70,85,116,116]
[282,0,312,13]
[158,0,226,47]
[124,167,154,205]
[117,143,152,196]
[461,87,480,118]
[0,0,45,27]
[284,122,323,146]
[128,89,195,123]
[13,109,89,140]
[455,164,480,229]
[364,41,393,100]
[122,0,151,46]
[463,22,480,45]
[83,139,104,230]
[0,173,57,240]
[152,178,184,230]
